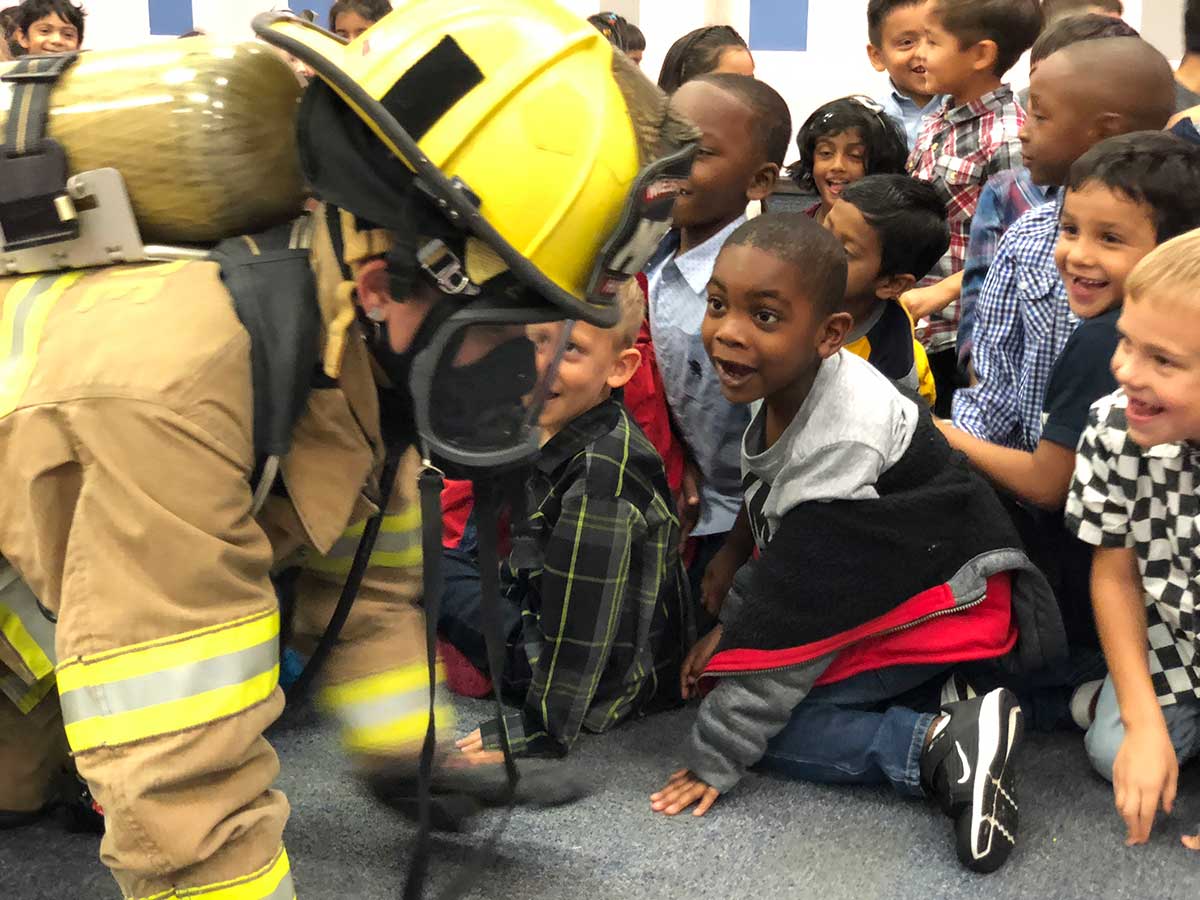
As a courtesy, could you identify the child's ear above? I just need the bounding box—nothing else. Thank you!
[607,347,643,390]
[355,257,392,313]
[818,311,855,358]
[866,43,887,74]
[14,29,28,51]
[875,274,916,301]
[747,162,780,202]
[1093,111,1124,140]
[971,40,999,75]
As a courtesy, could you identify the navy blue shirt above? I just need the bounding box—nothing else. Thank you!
[1041,307,1120,450]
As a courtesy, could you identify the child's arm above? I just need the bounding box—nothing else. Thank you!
[1091,545,1178,846]
[474,484,648,757]
[699,504,753,616]
[900,269,964,322]
[935,421,1075,509]
[651,655,833,816]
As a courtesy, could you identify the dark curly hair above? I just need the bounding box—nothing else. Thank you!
[328,0,391,32]
[788,97,909,192]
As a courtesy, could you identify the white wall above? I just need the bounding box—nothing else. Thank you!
[83,0,1167,145]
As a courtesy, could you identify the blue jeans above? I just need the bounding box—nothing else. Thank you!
[757,664,945,798]
[1086,675,1200,781]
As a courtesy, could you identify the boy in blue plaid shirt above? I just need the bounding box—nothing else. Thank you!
[449,282,691,759]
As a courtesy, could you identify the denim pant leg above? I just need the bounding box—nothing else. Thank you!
[1085,674,1200,781]
[757,665,945,798]
[436,548,524,679]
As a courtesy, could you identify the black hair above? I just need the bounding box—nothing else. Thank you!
[588,12,629,51]
[723,213,848,316]
[788,97,909,191]
[696,73,792,166]
[16,0,84,43]
[1187,0,1200,56]
[1067,132,1200,243]
[841,175,950,282]
[1030,11,1138,63]
[657,25,748,94]
[933,0,1043,76]
[328,0,391,31]
[867,0,927,47]
[1041,0,1124,24]
[625,22,646,53]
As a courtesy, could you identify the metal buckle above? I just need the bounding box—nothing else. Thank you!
[417,238,479,296]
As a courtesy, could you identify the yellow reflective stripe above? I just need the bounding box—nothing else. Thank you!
[56,609,277,694]
[0,563,56,680]
[139,846,295,900]
[321,662,451,753]
[340,705,456,753]
[0,272,85,419]
[57,611,280,752]
[305,508,422,575]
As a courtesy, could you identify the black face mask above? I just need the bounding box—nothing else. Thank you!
[428,334,537,450]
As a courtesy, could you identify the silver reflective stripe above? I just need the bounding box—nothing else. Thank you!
[0,559,56,665]
[333,687,430,732]
[2,275,58,366]
[58,636,278,725]
[323,527,419,560]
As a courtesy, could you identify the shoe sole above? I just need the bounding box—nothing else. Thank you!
[957,688,1023,874]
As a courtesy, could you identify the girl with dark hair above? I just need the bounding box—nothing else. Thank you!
[657,25,752,94]
[328,0,392,41]
[789,96,910,223]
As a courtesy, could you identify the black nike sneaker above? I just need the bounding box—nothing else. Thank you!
[920,687,1024,874]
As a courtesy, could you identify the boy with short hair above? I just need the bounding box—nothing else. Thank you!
[824,173,947,405]
[867,0,945,147]
[448,281,691,758]
[650,213,1064,875]
[961,13,1139,370]
[645,73,790,594]
[1065,227,1200,852]
[904,0,1041,408]
[953,37,1176,452]
[14,0,82,54]
[1041,0,1123,23]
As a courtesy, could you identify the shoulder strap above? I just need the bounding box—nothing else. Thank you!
[211,217,321,467]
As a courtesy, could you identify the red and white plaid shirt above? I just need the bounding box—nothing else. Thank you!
[908,86,1025,353]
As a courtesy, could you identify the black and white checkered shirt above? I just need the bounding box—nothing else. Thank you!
[1066,391,1200,706]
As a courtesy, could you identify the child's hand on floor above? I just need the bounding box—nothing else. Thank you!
[680,625,723,699]
[1113,725,1178,845]
[454,728,505,766]
[650,769,720,817]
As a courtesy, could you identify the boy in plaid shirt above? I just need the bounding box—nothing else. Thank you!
[904,0,1041,409]
[1066,230,1200,852]
[450,282,691,759]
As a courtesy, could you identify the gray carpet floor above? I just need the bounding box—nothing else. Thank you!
[4,695,1200,900]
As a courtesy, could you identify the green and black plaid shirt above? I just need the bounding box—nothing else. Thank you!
[480,395,691,756]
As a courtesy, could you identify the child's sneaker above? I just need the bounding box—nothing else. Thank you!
[920,687,1024,874]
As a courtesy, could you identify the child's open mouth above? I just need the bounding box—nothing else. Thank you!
[713,357,757,389]
[1126,396,1166,424]
[912,65,927,75]
[1068,274,1110,303]
[824,179,849,198]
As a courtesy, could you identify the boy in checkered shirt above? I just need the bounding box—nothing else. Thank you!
[1065,228,1200,852]
[903,0,1041,411]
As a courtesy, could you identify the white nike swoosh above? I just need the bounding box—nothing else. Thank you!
[955,741,971,785]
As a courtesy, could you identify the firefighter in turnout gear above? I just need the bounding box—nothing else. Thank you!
[0,2,697,897]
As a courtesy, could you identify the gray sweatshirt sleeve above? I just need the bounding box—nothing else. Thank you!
[683,654,835,794]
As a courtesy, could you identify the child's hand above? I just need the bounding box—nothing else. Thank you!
[456,728,485,754]
[455,728,505,766]
[900,283,955,322]
[680,625,723,699]
[701,547,740,617]
[1113,725,1178,845]
[678,461,703,545]
[650,768,720,817]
